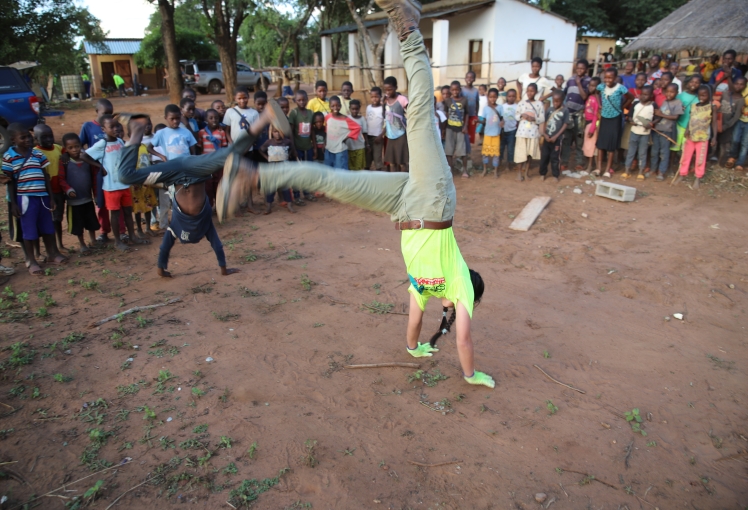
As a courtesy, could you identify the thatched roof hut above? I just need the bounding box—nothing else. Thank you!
[623,0,748,55]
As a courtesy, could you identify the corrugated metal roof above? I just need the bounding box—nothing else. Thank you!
[84,39,143,55]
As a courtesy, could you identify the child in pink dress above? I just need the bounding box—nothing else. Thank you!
[583,77,601,173]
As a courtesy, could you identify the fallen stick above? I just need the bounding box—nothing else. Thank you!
[15,459,131,509]
[344,363,421,369]
[105,476,153,510]
[0,461,18,466]
[89,297,182,327]
[559,468,618,490]
[408,460,462,468]
[533,365,586,394]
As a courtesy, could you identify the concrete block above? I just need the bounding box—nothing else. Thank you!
[595,181,636,202]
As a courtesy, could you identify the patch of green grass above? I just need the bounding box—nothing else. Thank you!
[1,341,36,371]
[286,250,303,260]
[117,383,140,396]
[223,462,238,475]
[192,387,205,398]
[179,438,205,450]
[624,408,647,436]
[227,469,290,507]
[300,274,313,291]
[407,369,449,387]
[219,436,233,449]
[363,300,394,314]
[141,405,156,421]
[212,312,239,322]
[247,441,258,459]
[193,424,208,434]
[546,400,558,415]
[53,373,73,383]
[302,440,317,467]
[136,315,152,328]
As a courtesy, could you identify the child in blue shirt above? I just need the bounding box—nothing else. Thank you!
[2,123,67,274]
[478,88,503,176]
[148,104,197,161]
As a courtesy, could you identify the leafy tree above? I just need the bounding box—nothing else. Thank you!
[0,0,106,76]
[534,0,688,42]
[200,0,252,101]
[135,28,218,69]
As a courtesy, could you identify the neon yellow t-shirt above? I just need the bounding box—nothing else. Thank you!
[307,97,330,114]
[113,74,125,87]
[402,228,474,318]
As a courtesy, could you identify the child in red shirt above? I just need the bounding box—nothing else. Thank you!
[198,109,229,208]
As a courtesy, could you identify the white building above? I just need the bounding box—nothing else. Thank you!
[319,0,577,92]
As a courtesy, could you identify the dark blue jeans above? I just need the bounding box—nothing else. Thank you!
[158,196,225,269]
[500,130,516,165]
[650,130,672,174]
[730,120,748,167]
[324,149,349,170]
[625,132,649,170]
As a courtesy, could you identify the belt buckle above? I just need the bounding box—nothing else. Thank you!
[413,219,424,230]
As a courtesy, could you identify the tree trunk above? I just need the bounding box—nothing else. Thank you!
[345,0,390,89]
[293,38,300,67]
[158,0,183,104]
[218,41,237,100]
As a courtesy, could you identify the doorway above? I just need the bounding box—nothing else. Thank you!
[576,43,589,61]
[101,62,115,88]
[469,40,482,78]
[115,60,133,88]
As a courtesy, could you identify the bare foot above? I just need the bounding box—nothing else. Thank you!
[115,241,131,252]
[130,237,150,245]
[516,171,524,182]
[286,203,296,213]
[28,263,43,275]
[671,175,683,186]
[263,203,272,215]
[221,267,240,276]
[553,177,559,183]
[80,245,92,255]
[461,172,470,179]
[135,230,148,239]
[157,267,172,278]
[49,255,68,265]
[481,168,488,177]
[693,178,700,189]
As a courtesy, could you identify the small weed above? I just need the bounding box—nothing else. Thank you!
[142,405,156,421]
[219,436,233,449]
[579,474,595,486]
[0,428,15,439]
[363,300,394,314]
[193,370,203,378]
[54,373,73,383]
[706,353,734,370]
[546,400,558,415]
[407,369,449,387]
[300,273,313,291]
[136,315,152,328]
[116,409,130,421]
[1,342,36,370]
[313,322,324,328]
[192,387,205,398]
[243,252,257,263]
[339,447,356,456]
[117,383,140,396]
[302,439,317,467]
[239,286,261,297]
[647,441,657,447]
[372,283,381,294]
[624,408,647,436]
[159,436,176,450]
[543,350,551,359]
[286,250,303,260]
[212,312,239,322]
[179,439,205,450]
[247,441,258,459]
[223,462,238,475]
[228,468,289,507]
[220,387,230,403]
[80,280,99,290]
[624,485,635,495]
[193,424,208,434]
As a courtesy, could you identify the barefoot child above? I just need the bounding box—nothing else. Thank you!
[539,90,569,182]
[324,96,361,170]
[347,99,368,170]
[622,85,655,181]
[499,89,518,171]
[260,127,295,214]
[596,68,630,177]
[217,0,494,388]
[478,88,502,177]
[444,81,469,177]
[673,85,717,189]
[198,109,229,208]
[2,123,67,274]
[127,118,159,238]
[514,83,545,181]
[366,87,385,170]
[650,83,683,180]
[33,124,66,252]
[82,116,149,252]
[59,133,100,254]
[583,77,601,174]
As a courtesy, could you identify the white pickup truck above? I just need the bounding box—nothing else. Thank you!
[182,59,271,95]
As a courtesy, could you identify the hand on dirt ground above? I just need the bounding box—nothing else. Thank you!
[407,342,439,358]
[464,371,495,389]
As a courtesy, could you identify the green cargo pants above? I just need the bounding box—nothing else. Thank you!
[259,31,456,223]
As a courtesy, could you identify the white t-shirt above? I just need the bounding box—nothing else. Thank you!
[434,110,446,136]
[366,104,384,136]
[86,138,129,192]
[518,73,552,101]
[631,101,654,136]
[224,106,259,148]
[478,95,488,117]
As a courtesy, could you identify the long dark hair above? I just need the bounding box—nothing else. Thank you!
[428,269,484,347]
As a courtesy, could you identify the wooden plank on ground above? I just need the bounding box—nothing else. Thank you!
[509,196,551,232]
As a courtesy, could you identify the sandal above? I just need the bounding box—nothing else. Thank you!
[28,263,43,276]
[592,169,601,177]
[603,171,612,178]
[95,234,109,244]
[620,172,630,179]
[0,265,15,276]
[636,174,645,181]
[725,158,736,169]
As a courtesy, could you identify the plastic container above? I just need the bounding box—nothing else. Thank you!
[61,75,85,95]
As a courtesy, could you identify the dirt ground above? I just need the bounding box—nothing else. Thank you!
[0,92,747,510]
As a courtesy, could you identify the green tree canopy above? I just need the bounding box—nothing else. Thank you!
[0,0,105,75]
[535,0,688,42]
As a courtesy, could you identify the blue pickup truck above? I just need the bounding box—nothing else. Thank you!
[0,66,42,153]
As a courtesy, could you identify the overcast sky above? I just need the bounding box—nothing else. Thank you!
[81,0,155,39]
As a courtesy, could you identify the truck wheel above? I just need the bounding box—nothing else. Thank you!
[208,80,223,95]
[0,125,10,154]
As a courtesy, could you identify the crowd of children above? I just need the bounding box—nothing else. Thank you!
[1,49,745,277]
